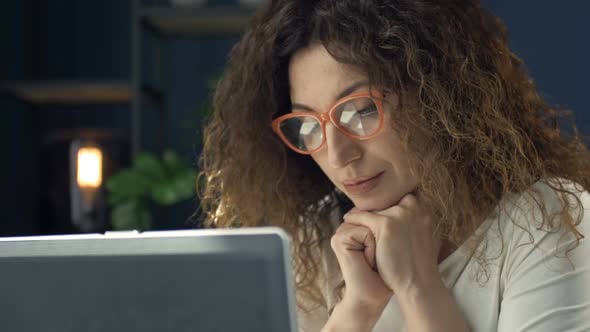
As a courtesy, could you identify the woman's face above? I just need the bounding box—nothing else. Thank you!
[288,44,419,211]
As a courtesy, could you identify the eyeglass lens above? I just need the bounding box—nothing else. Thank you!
[279,97,379,152]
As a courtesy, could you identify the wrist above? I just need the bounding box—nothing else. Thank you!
[396,277,447,303]
[395,280,470,332]
[322,296,389,332]
[341,295,388,321]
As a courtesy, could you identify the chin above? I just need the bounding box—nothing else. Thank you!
[350,197,397,212]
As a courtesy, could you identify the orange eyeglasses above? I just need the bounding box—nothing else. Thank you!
[271,90,385,154]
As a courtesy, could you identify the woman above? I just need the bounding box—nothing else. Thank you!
[199,0,590,331]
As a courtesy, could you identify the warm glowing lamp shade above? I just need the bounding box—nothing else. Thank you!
[77,147,103,188]
[61,131,128,233]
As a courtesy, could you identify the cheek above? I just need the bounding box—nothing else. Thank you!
[370,132,416,174]
[309,151,321,165]
[369,130,405,157]
[310,151,330,174]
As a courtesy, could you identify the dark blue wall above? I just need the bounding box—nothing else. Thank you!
[1,1,36,235]
[485,0,590,134]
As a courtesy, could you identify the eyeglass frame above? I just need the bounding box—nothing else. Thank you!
[271,90,386,155]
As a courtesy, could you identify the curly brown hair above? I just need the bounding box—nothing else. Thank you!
[198,0,590,311]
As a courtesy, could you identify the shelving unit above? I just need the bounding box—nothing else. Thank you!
[140,7,252,37]
[130,1,254,155]
[2,2,253,158]
[1,81,132,105]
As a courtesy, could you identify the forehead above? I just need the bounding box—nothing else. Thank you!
[288,44,367,108]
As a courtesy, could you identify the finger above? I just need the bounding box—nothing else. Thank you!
[343,211,383,237]
[332,224,376,269]
[362,230,377,270]
[333,223,374,252]
[396,192,418,209]
[345,206,361,215]
[360,192,417,218]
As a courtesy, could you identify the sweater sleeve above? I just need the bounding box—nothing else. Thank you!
[497,183,590,332]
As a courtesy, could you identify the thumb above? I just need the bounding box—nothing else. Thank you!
[331,225,377,275]
[362,230,377,270]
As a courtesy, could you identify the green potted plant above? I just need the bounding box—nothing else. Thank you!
[106,150,196,230]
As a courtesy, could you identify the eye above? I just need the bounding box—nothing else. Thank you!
[357,105,378,116]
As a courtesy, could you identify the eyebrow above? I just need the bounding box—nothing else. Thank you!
[291,80,369,112]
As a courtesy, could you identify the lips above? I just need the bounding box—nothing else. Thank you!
[342,171,384,194]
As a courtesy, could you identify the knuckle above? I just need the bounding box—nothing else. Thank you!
[376,214,390,223]
[400,192,417,203]
[334,224,347,234]
[330,232,346,250]
[396,207,415,221]
[388,207,404,219]
[404,194,418,205]
[330,234,340,251]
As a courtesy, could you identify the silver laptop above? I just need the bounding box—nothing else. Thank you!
[0,227,298,332]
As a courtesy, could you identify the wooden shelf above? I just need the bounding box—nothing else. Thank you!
[1,81,133,105]
[140,7,254,36]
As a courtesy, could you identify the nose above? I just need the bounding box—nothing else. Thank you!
[324,123,362,168]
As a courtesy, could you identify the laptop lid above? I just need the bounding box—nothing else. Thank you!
[0,227,298,332]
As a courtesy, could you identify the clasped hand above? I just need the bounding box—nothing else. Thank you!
[330,192,443,311]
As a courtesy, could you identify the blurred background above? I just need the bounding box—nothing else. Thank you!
[0,0,588,237]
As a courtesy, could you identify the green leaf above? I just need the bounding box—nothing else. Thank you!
[137,207,153,231]
[173,170,196,201]
[150,171,196,206]
[108,150,195,214]
[110,199,152,231]
[134,152,166,181]
[151,180,180,206]
[110,200,137,230]
[107,190,128,205]
[105,170,150,200]
[162,150,189,175]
